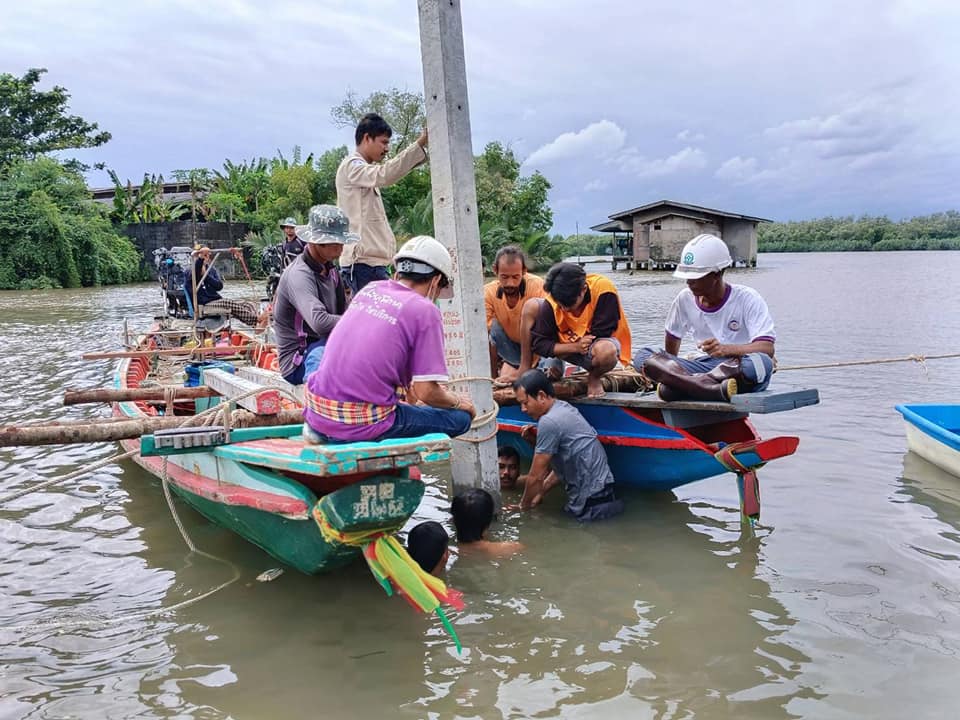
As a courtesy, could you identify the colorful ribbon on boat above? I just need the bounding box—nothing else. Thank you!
[312,504,465,653]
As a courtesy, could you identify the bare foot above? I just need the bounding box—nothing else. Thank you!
[587,377,605,398]
[496,364,520,384]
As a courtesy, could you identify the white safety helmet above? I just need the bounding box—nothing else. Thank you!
[673,234,732,279]
[394,235,454,298]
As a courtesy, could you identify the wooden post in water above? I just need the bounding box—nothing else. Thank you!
[417,0,499,502]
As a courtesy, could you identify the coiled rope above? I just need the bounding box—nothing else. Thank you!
[445,375,499,443]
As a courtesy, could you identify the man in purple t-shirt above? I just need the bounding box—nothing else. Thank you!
[303,235,475,442]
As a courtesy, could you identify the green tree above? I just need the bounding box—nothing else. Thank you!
[331,88,425,154]
[314,145,348,206]
[0,68,111,170]
[171,167,212,242]
[0,158,140,289]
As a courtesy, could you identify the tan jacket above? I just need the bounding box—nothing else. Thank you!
[335,143,427,267]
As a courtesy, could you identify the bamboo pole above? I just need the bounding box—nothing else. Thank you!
[0,409,305,447]
[81,345,253,360]
[63,386,219,406]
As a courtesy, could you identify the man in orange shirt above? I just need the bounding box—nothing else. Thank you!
[529,262,632,398]
[484,246,563,383]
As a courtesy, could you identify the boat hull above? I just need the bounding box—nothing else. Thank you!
[121,435,425,574]
[498,401,797,491]
[896,404,960,479]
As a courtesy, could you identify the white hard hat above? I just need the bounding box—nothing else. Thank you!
[673,234,732,279]
[394,235,454,298]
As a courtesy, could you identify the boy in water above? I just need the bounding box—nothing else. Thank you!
[451,489,523,556]
[406,521,450,577]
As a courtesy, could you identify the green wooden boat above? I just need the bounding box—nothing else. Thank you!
[114,326,451,575]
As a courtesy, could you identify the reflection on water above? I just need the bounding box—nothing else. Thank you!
[3,254,960,718]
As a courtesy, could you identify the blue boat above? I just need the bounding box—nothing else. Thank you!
[497,387,819,517]
[896,404,960,479]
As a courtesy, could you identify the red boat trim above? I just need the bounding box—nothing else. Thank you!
[120,439,310,519]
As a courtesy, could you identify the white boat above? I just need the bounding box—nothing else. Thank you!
[895,404,960,478]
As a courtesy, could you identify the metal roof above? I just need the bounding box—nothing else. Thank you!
[607,199,772,224]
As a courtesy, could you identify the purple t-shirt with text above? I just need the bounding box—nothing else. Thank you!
[304,279,449,441]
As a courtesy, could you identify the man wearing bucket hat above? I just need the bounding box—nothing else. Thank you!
[302,235,475,443]
[272,205,354,385]
[336,113,428,295]
[279,216,304,268]
[633,234,776,401]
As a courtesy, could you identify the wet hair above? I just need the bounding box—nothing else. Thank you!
[355,113,393,146]
[544,262,586,308]
[407,521,449,573]
[512,368,556,399]
[451,488,495,543]
[497,445,520,463]
[493,245,528,272]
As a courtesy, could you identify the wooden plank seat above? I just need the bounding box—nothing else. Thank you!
[237,366,305,405]
[202,368,282,415]
[576,387,820,414]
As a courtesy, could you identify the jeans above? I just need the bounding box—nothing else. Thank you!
[490,320,565,376]
[377,403,473,440]
[282,341,325,385]
[343,263,389,295]
[632,347,774,392]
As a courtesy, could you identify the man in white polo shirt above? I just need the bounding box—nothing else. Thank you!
[633,234,776,401]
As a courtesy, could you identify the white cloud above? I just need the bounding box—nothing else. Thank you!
[677,129,705,142]
[616,146,708,178]
[764,95,911,161]
[522,120,626,168]
[715,156,759,183]
[583,179,608,192]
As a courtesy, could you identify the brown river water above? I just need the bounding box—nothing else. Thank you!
[2,251,959,719]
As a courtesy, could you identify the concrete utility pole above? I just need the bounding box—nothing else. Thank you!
[417,0,499,502]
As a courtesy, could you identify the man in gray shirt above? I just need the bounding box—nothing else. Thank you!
[273,205,357,384]
[512,370,624,521]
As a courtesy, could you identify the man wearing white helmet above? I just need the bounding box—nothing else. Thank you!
[633,234,776,401]
[302,235,475,443]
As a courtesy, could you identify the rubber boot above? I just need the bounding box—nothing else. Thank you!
[643,352,738,402]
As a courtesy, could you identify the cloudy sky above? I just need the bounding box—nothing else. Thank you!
[3,0,959,233]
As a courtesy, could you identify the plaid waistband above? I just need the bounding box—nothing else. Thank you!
[304,389,395,425]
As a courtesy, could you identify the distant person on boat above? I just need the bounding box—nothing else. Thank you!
[633,234,775,402]
[272,205,352,385]
[498,445,522,490]
[485,245,563,383]
[406,521,450,576]
[511,369,624,521]
[189,246,262,328]
[336,112,428,296]
[279,216,304,268]
[451,489,523,556]
[526,262,632,398]
[303,235,475,442]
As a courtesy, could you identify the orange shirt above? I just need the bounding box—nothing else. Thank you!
[484,273,547,344]
[546,274,632,364]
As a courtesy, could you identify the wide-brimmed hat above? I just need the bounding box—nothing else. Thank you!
[295,205,359,245]
[279,216,298,228]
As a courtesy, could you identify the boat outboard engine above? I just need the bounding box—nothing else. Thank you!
[154,246,194,317]
[261,243,284,301]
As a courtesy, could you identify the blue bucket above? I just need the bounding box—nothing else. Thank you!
[185,360,236,387]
